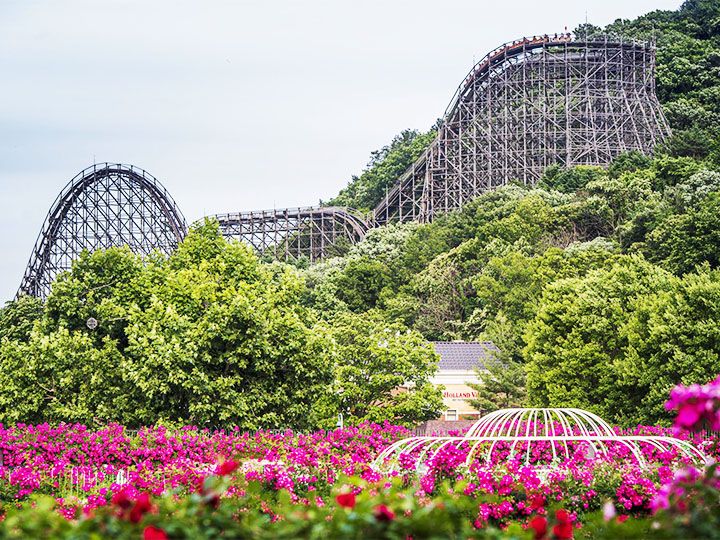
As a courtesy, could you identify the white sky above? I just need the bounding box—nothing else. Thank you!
[0,0,682,302]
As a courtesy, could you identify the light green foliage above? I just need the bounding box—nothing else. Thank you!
[525,256,720,424]
[665,169,720,210]
[584,169,656,230]
[0,328,118,423]
[301,223,422,317]
[0,221,445,428]
[314,312,444,427]
[0,222,333,429]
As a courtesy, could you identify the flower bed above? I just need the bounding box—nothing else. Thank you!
[3,375,720,538]
[0,417,717,538]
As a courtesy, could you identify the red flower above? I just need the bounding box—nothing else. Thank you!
[195,476,207,495]
[217,460,240,476]
[528,516,547,540]
[111,488,133,510]
[143,526,168,540]
[207,493,221,509]
[617,515,629,523]
[552,521,573,540]
[529,494,545,511]
[335,492,356,509]
[373,504,396,522]
[552,509,573,540]
[129,493,153,523]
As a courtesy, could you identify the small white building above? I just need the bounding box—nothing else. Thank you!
[430,341,498,421]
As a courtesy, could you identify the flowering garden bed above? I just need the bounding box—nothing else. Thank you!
[0,406,718,539]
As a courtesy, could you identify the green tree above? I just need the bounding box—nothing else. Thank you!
[466,315,526,413]
[0,221,333,429]
[314,312,444,427]
[540,165,607,194]
[525,255,720,425]
[607,151,652,179]
[645,191,720,274]
[524,255,675,424]
[333,256,393,313]
[327,129,436,211]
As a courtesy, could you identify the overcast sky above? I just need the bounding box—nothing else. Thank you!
[0,0,682,302]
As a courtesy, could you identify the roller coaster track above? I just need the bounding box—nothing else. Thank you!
[211,206,369,263]
[18,34,670,297]
[372,34,669,224]
[18,163,187,299]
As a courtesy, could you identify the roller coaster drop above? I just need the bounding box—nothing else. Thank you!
[18,34,670,298]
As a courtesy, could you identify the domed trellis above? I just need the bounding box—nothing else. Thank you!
[372,408,706,474]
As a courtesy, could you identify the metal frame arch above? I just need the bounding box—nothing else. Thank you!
[372,408,706,475]
[18,163,187,299]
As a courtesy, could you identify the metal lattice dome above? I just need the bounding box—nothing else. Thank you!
[373,408,706,474]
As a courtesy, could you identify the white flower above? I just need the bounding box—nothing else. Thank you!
[602,500,616,522]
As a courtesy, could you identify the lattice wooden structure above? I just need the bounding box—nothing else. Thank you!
[373,34,670,225]
[212,207,369,262]
[18,163,187,299]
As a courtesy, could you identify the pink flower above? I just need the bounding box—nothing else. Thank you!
[602,501,616,522]
[676,405,701,428]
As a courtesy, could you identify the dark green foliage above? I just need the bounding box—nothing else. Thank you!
[0,296,43,342]
[607,151,652,179]
[645,192,720,274]
[333,257,393,312]
[540,165,606,193]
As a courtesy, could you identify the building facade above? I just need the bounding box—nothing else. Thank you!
[430,341,498,421]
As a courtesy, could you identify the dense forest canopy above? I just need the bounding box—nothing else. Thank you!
[3,0,720,427]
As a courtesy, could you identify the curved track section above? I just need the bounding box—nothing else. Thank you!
[19,163,187,299]
[212,206,369,262]
[373,34,670,224]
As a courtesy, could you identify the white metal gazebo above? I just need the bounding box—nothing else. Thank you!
[372,408,706,474]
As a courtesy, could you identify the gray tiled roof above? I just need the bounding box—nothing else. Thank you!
[431,341,498,371]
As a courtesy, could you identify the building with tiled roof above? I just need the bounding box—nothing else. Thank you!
[433,341,498,371]
[430,341,499,421]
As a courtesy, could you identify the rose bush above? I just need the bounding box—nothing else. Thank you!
[0,376,719,537]
[0,422,714,538]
